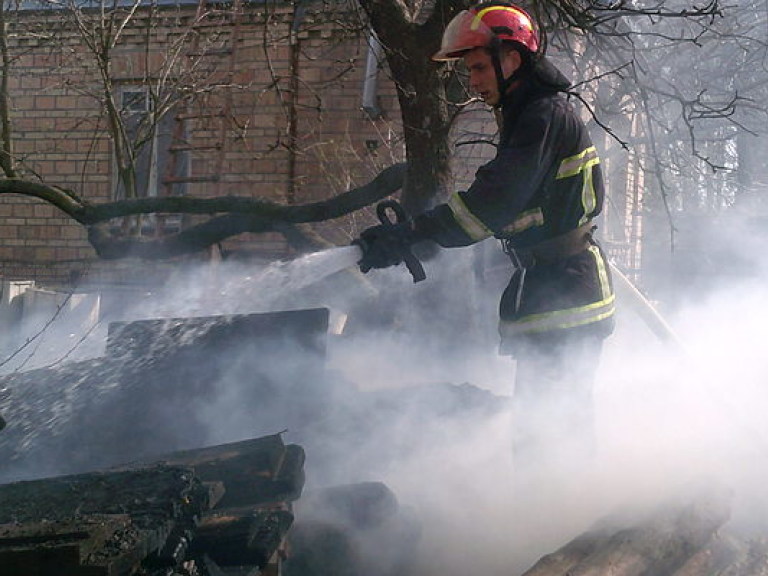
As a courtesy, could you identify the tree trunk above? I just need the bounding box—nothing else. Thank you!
[388,55,454,215]
[356,3,458,217]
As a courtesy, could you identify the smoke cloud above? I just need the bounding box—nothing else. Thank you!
[1,214,768,574]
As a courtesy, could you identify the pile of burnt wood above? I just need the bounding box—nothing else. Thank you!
[0,310,321,574]
[0,433,303,575]
[0,308,420,575]
[4,306,768,575]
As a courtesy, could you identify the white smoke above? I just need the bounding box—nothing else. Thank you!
[2,219,768,574]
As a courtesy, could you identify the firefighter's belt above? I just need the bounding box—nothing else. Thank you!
[503,222,595,267]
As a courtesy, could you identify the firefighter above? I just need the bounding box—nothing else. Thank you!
[355,1,615,472]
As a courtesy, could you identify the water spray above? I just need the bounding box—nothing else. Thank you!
[223,199,425,306]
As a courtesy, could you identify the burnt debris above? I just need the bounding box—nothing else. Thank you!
[0,309,330,479]
[0,433,304,576]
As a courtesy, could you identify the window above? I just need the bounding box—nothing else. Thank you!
[113,86,187,233]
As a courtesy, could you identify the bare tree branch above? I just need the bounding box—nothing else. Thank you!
[0,162,407,257]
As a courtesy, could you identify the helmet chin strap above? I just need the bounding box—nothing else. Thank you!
[489,38,526,107]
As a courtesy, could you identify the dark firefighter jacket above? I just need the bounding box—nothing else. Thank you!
[413,57,615,345]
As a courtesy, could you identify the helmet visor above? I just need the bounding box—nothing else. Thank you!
[432,10,495,61]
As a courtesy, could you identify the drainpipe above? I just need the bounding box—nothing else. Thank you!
[287,1,306,204]
[362,30,383,120]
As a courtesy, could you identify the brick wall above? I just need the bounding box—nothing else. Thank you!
[0,1,404,287]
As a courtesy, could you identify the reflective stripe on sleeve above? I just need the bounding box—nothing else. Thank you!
[447,192,494,241]
[557,146,600,226]
[556,146,599,179]
[499,207,544,236]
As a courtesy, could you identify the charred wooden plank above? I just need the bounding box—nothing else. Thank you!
[0,466,210,576]
[521,486,732,576]
[717,538,768,576]
[0,466,207,526]
[0,514,144,576]
[209,443,305,508]
[149,434,306,508]
[516,528,608,576]
[189,507,294,567]
[153,434,286,480]
[271,444,306,503]
[0,434,305,574]
[673,532,747,576]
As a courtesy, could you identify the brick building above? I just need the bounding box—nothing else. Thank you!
[0,0,646,296]
[0,0,405,287]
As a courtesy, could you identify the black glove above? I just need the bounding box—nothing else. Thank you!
[354,221,414,273]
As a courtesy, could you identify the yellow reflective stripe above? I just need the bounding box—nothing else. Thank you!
[591,244,612,300]
[499,207,544,236]
[447,192,493,241]
[473,6,533,30]
[557,146,599,179]
[557,146,600,226]
[579,162,596,226]
[499,246,615,336]
[499,293,616,336]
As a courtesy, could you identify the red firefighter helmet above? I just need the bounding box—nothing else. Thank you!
[432,3,539,61]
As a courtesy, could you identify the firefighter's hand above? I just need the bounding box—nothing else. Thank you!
[354,222,414,273]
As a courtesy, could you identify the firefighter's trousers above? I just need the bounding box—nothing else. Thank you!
[509,331,604,480]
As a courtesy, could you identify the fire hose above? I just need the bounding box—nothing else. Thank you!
[609,262,684,348]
